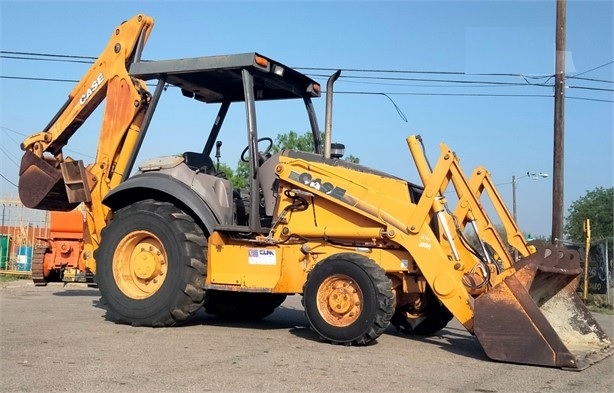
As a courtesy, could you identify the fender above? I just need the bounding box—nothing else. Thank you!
[102,172,218,235]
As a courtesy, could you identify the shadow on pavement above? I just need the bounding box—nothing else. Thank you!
[52,288,100,297]
[386,326,490,362]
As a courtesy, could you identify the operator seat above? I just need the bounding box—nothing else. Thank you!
[256,151,282,216]
[182,152,218,176]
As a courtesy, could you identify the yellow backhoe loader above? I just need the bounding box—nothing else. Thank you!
[18,14,612,370]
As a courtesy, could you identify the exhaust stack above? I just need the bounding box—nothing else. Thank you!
[324,70,341,159]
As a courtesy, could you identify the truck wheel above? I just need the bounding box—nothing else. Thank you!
[95,200,206,327]
[204,290,287,321]
[302,253,394,345]
[390,289,453,336]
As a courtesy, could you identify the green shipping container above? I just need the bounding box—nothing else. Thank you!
[0,234,10,270]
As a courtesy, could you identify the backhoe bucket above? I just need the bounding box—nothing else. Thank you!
[18,150,85,211]
[474,244,613,370]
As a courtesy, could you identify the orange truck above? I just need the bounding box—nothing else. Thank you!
[32,210,87,285]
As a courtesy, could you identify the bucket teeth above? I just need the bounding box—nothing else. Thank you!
[517,242,582,275]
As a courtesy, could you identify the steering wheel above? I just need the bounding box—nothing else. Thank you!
[240,137,274,163]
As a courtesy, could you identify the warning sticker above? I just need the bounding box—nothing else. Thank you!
[247,248,277,265]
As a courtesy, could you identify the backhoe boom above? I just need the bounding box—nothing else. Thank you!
[18,14,154,276]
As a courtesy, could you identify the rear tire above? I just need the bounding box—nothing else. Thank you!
[302,253,394,345]
[95,200,206,327]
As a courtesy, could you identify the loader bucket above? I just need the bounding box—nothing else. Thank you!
[18,150,80,211]
[474,244,613,370]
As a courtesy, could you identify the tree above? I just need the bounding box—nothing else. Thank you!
[273,130,359,164]
[216,162,248,190]
[229,130,360,189]
[271,130,317,153]
[564,187,613,244]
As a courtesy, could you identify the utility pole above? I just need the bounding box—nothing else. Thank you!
[552,0,566,245]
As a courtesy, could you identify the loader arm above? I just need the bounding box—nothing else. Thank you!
[462,166,532,258]
[405,135,612,369]
[407,136,531,273]
[18,14,154,275]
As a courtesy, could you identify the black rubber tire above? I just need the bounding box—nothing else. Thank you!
[95,200,207,327]
[302,253,394,345]
[204,290,287,321]
[390,288,453,336]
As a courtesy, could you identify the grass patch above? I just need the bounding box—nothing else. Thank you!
[581,293,614,315]
[0,273,31,283]
[588,304,614,315]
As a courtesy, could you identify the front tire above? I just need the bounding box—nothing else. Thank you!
[302,253,394,345]
[95,200,206,327]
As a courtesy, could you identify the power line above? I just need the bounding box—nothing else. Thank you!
[0,146,19,167]
[335,91,554,99]
[567,96,614,103]
[567,85,614,92]
[570,60,614,78]
[3,49,612,83]
[298,65,556,80]
[0,54,92,65]
[0,75,78,83]
[0,50,96,60]
[2,73,610,104]
[308,73,548,87]
[1,126,95,159]
[1,54,612,105]
[566,76,614,84]
[0,173,17,188]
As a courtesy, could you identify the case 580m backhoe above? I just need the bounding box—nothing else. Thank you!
[18,14,612,370]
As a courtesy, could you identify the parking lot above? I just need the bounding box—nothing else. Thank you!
[1,280,613,393]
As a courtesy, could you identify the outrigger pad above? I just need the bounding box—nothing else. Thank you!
[474,244,613,370]
[18,150,79,211]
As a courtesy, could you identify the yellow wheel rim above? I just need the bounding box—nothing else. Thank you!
[316,274,363,327]
[113,230,168,299]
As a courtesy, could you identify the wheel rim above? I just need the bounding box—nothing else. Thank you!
[113,230,168,299]
[316,274,363,327]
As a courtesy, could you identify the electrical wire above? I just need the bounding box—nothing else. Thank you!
[3,50,611,91]
[0,173,17,187]
[312,73,549,87]
[0,146,19,167]
[569,60,614,78]
[1,126,95,159]
[0,50,96,60]
[567,76,614,84]
[0,54,92,65]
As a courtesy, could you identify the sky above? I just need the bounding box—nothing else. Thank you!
[0,0,612,238]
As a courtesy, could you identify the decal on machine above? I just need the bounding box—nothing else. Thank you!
[289,171,346,200]
[248,248,277,265]
[79,72,105,105]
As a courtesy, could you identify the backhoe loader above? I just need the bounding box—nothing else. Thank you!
[18,14,612,370]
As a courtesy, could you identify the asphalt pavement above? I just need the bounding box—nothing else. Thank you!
[1,280,613,393]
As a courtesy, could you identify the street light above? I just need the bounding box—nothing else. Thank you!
[512,172,549,260]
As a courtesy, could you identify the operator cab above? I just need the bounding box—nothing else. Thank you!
[129,53,323,234]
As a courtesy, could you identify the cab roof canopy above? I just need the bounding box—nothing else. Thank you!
[129,52,320,103]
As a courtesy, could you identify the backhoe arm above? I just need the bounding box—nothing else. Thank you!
[18,14,154,276]
[20,14,153,158]
[18,14,153,212]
